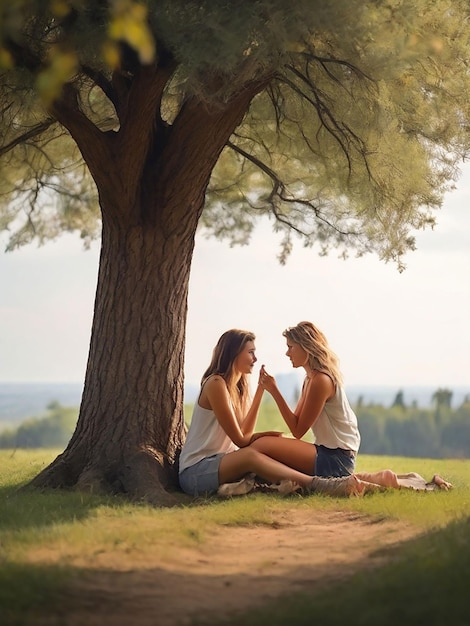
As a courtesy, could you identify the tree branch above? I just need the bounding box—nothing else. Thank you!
[116,62,176,177]
[226,139,358,239]
[300,52,374,84]
[81,65,118,108]
[50,83,120,205]
[0,119,57,158]
[281,70,354,174]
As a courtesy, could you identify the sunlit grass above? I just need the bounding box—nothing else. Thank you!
[1,449,470,625]
[0,448,60,488]
[352,455,470,528]
[2,450,469,546]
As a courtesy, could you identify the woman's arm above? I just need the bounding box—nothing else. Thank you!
[260,367,333,439]
[203,376,279,447]
[239,381,264,436]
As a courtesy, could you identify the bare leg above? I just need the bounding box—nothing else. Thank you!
[250,436,316,474]
[432,474,453,490]
[249,438,386,496]
[354,470,453,491]
[219,447,387,498]
[219,447,314,488]
[355,469,400,489]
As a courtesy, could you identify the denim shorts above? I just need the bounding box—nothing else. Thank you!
[314,444,356,478]
[179,453,225,496]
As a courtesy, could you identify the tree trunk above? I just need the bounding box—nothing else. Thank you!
[28,127,211,504]
[30,191,199,504]
[28,66,267,505]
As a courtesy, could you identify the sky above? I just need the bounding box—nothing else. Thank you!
[1,163,470,390]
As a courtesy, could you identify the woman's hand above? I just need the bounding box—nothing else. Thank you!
[259,364,277,393]
[249,431,284,444]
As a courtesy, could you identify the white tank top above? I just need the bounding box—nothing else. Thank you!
[312,384,361,452]
[179,401,238,473]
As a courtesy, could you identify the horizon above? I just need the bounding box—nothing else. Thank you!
[1,379,468,425]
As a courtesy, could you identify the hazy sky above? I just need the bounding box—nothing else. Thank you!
[1,163,469,388]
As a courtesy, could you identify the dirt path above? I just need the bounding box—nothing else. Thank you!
[31,508,421,626]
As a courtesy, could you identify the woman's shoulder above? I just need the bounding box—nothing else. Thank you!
[200,374,227,398]
[202,374,225,388]
[311,370,336,396]
[199,374,227,410]
[311,370,334,384]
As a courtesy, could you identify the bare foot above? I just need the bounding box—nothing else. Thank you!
[354,477,388,496]
[355,469,399,489]
[432,475,453,491]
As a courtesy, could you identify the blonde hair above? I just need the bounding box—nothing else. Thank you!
[202,329,255,416]
[283,321,343,386]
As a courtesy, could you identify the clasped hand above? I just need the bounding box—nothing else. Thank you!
[249,431,283,444]
[258,364,276,392]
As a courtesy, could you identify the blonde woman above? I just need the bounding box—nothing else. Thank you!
[253,321,452,491]
[253,321,360,479]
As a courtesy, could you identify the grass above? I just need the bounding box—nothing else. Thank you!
[1,449,470,625]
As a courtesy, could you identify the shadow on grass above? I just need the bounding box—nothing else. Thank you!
[0,562,70,626]
[0,482,127,533]
[0,480,195,535]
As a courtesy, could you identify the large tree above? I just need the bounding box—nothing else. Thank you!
[1,1,469,503]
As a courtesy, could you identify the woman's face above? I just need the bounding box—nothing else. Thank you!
[285,340,308,368]
[234,340,257,375]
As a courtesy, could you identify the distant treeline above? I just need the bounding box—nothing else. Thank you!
[0,402,78,449]
[356,388,470,458]
[1,388,469,459]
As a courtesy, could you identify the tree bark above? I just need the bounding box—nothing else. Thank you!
[29,68,267,505]
[29,190,198,504]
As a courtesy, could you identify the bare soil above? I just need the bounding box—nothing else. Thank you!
[33,508,420,626]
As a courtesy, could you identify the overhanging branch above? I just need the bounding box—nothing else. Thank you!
[0,119,57,158]
[226,139,359,238]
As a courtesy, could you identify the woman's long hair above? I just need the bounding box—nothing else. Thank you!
[283,321,343,386]
[202,329,255,416]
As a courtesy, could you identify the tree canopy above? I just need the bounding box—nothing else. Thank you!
[2,1,469,266]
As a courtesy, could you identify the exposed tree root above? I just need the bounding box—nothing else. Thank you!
[26,446,182,507]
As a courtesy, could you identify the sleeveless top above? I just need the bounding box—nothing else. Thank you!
[312,383,361,452]
[178,400,238,474]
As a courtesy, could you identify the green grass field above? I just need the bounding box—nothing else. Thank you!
[1,449,470,625]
